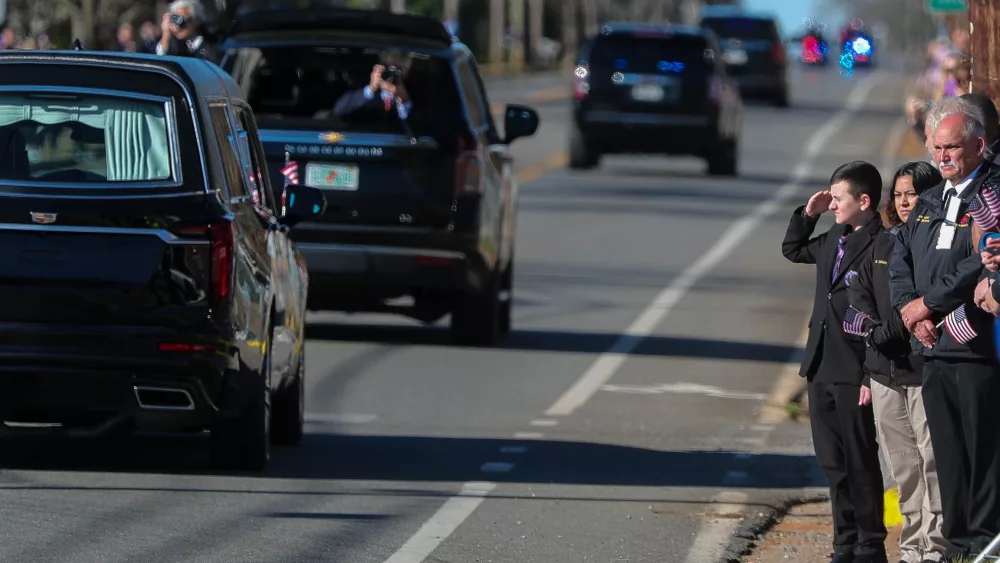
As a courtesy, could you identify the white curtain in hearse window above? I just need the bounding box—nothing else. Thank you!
[0,94,171,182]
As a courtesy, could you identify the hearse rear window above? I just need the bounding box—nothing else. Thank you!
[0,93,172,183]
[222,45,462,135]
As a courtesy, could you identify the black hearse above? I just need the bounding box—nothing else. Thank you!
[0,50,327,470]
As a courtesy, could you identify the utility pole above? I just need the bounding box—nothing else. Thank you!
[969,0,998,102]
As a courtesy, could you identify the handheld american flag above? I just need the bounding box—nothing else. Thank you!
[843,306,872,336]
[968,195,998,230]
[943,304,978,345]
[982,183,1000,218]
[281,158,299,186]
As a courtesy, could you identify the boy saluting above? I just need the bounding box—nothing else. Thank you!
[782,161,888,563]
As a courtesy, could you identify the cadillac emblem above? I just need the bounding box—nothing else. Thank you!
[320,132,345,143]
[30,212,57,224]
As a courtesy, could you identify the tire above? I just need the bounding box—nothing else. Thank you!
[568,123,599,170]
[707,139,738,177]
[211,333,272,471]
[271,353,304,446]
[450,271,502,346]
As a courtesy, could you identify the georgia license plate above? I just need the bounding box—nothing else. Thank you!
[305,163,360,191]
[722,49,748,65]
[631,84,665,102]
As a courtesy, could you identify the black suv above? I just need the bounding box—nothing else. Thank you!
[219,8,539,346]
[0,51,327,470]
[699,12,789,107]
[569,23,743,175]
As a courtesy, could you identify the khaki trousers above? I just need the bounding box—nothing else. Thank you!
[871,379,948,562]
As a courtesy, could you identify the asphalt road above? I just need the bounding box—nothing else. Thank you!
[0,64,910,563]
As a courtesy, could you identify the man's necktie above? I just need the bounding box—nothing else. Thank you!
[832,235,847,283]
[944,187,957,211]
[384,94,392,111]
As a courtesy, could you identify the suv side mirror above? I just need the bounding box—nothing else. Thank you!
[503,104,540,144]
[280,184,327,227]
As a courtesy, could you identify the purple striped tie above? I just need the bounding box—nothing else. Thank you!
[832,235,847,283]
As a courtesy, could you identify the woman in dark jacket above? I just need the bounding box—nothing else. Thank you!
[848,161,945,563]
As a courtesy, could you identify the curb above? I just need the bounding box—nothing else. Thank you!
[718,493,831,563]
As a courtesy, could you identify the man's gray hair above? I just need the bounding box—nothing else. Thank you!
[169,0,207,23]
[926,97,986,142]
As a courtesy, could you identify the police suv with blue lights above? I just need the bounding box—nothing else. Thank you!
[569,22,743,176]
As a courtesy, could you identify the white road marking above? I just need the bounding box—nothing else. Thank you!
[500,446,529,454]
[529,419,559,427]
[480,462,516,473]
[544,72,882,419]
[600,382,768,401]
[513,432,545,439]
[382,482,496,563]
[304,413,378,424]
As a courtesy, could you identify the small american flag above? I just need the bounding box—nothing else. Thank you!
[983,184,1000,218]
[943,304,978,344]
[281,160,299,186]
[968,195,998,230]
[843,306,872,336]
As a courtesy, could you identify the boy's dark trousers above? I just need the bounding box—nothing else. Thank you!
[808,380,887,558]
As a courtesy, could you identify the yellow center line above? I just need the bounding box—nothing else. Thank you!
[514,152,568,183]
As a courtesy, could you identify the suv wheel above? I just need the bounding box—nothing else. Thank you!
[451,271,501,346]
[569,123,600,170]
[707,139,738,177]
[211,334,272,471]
[271,353,305,446]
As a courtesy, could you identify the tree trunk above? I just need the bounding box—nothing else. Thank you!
[528,0,542,68]
[581,0,598,39]
[649,0,665,23]
[389,0,404,13]
[508,0,525,71]
[443,0,458,21]
[560,0,577,67]
[488,0,504,69]
[970,0,1000,103]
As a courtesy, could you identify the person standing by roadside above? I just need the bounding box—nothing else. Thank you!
[890,100,1000,562]
[783,161,888,563]
[849,161,947,563]
[155,0,215,60]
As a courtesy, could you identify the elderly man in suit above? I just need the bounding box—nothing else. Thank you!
[783,160,888,563]
[890,98,1000,562]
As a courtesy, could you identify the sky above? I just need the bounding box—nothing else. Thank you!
[740,0,846,38]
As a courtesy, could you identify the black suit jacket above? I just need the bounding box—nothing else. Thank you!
[783,207,884,383]
[332,86,461,151]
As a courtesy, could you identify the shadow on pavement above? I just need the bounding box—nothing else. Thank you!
[304,324,802,364]
[0,432,823,491]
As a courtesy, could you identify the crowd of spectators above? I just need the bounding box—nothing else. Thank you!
[905,25,974,144]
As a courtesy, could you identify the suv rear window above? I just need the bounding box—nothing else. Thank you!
[701,17,778,41]
[0,92,171,183]
[590,34,712,74]
[222,45,463,136]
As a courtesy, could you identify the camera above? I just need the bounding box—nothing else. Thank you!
[170,14,191,27]
[381,65,402,85]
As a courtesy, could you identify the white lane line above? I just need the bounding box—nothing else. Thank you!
[304,413,378,424]
[480,462,516,473]
[382,482,496,563]
[544,73,882,419]
[682,491,751,563]
[529,419,559,427]
[513,432,545,439]
[500,446,529,454]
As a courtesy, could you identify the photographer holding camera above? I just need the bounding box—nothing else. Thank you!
[155,0,215,60]
[334,51,413,121]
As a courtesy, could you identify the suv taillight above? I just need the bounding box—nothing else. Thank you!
[170,220,234,304]
[455,135,483,195]
[771,41,785,65]
[573,65,590,101]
